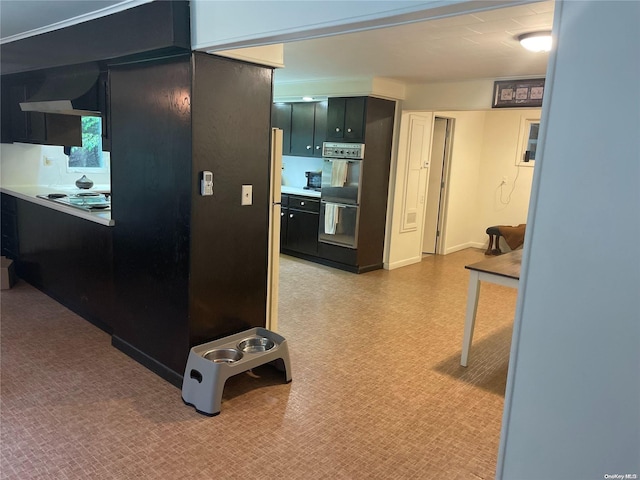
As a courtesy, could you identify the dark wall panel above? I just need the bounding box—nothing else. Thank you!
[0,1,190,75]
[109,55,192,376]
[190,53,274,346]
[13,199,114,332]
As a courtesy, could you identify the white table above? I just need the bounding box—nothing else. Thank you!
[461,250,522,367]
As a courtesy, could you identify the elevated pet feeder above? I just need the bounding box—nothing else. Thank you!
[181,327,292,416]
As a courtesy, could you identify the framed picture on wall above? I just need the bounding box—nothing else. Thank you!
[493,79,545,108]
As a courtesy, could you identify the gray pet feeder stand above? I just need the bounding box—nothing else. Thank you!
[181,327,292,416]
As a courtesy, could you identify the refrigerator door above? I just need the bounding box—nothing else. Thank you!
[266,128,283,331]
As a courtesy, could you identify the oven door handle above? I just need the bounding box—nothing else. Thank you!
[320,200,358,208]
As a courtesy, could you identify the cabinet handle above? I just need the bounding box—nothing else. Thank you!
[281,212,284,217]
[306,145,311,150]
[335,127,341,132]
[289,214,294,218]
[300,201,305,206]
[316,145,321,150]
[347,128,352,133]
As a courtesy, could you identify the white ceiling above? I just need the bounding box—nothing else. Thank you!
[0,0,554,85]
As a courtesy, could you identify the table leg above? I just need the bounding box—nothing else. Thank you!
[461,270,481,367]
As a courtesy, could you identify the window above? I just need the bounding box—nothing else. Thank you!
[515,117,540,167]
[67,116,105,172]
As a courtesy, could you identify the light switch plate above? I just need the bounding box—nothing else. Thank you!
[241,185,252,205]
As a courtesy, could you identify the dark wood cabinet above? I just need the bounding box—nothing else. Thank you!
[1,194,19,260]
[272,101,327,157]
[97,71,111,151]
[2,79,82,146]
[272,103,292,155]
[326,96,367,142]
[7,196,114,333]
[313,101,327,157]
[280,194,320,256]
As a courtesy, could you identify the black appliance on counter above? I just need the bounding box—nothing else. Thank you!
[304,171,322,191]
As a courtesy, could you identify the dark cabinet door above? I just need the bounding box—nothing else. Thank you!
[344,97,366,141]
[326,97,346,140]
[1,194,19,260]
[9,85,29,142]
[6,82,81,146]
[280,206,288,249]
[290,102,315,156]
[272,103,292,155]
[98,71,111,151]
[313,100,327,156]
[286,209,319,256]
[326,96,367,142]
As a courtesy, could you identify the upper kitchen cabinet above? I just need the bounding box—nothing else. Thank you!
[272,103,292,155]
[1,77,82,146]
[291,101,327,157]
[326,97,366,142]
[272,101,327,157]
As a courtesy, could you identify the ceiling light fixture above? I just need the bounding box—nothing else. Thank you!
[302,96,314,102]
[518,31,552,52]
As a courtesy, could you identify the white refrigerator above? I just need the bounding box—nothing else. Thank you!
[266,128,283,331]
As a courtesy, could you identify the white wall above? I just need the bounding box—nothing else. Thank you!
[281,155,323,189]
[435,110,485,254]
[497,1,640,478]
[475,109,537,247]
[0,143,111,188]
[404,78,497,111]
[385,105,538,266]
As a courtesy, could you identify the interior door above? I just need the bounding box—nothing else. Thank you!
[422,117,449,254]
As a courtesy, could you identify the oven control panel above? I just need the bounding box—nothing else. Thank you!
[322,142,365,159]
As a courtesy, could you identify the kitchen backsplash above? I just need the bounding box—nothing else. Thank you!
[0,143,111,187]
[281,155,323,188]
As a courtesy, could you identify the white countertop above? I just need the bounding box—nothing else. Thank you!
[281,186,321,198]
[1,185,114,227]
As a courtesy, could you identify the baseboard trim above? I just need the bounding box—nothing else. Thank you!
[112,336,183,389]
[385,255,422,270]
[444,242,484,255]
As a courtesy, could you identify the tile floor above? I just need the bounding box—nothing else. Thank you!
[0,248,517,479]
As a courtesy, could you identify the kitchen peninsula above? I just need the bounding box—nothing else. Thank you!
[0,1,276,388]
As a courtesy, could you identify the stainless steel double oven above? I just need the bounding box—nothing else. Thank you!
[319,142,365,249]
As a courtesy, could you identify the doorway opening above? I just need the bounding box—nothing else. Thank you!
[422,117,453,256]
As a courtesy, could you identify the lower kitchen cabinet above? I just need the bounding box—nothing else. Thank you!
[1,193,19,260]
[280,194,320,256]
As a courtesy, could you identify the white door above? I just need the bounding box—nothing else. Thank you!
[266,128,282,332]
[422,117,451,254]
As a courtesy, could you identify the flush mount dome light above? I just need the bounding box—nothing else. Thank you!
[518,31,552,52]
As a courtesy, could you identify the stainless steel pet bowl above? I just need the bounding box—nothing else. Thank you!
[238,336,275,353]
[203,348,243,363]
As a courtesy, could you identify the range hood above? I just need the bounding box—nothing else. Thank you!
[20,63,101,116]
